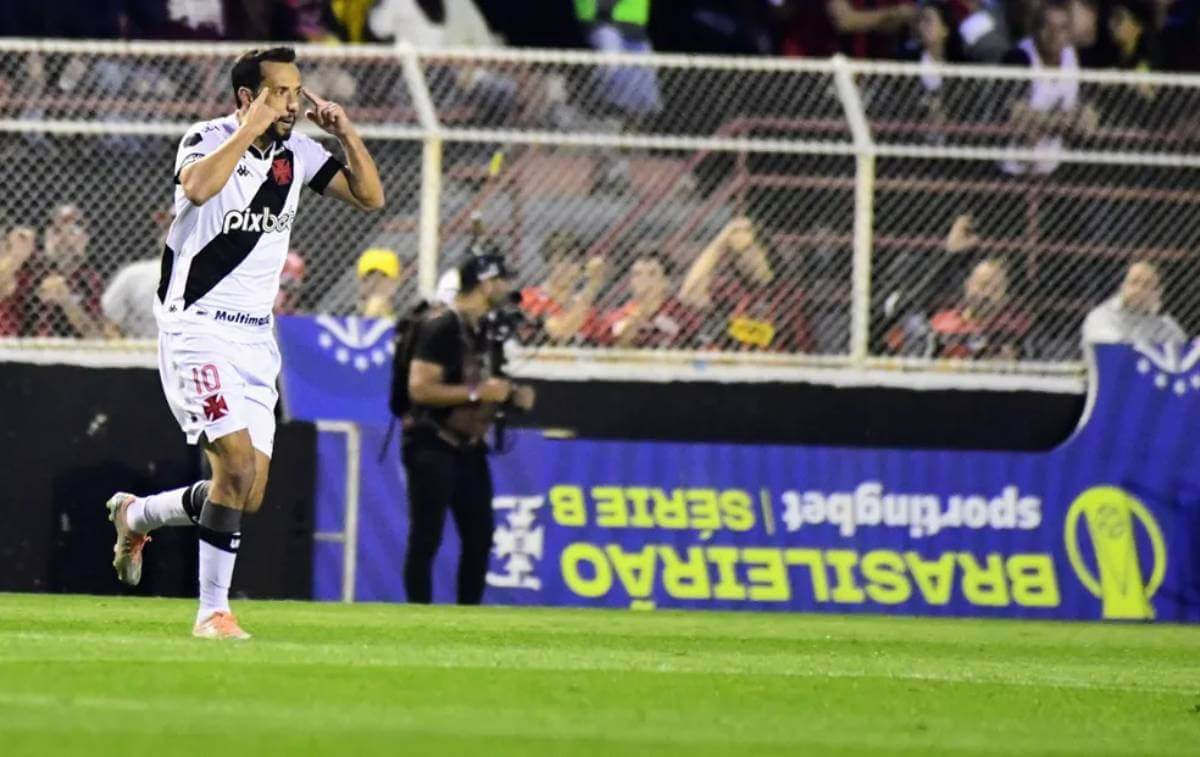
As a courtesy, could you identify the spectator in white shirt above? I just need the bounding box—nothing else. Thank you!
[1082,261,1187,345]
[999,0,1097,175]
[100,207,174,339]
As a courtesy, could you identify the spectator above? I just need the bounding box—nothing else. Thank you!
[28,205,108,338]
[357,247,406,319]
[274,250,307,315]
[1003,0,1042,41]
[318,244,418,317]
[591,248,696,348]
[576,0,661,118]
[161,0,225,39]
[878,212,983,355]
[520,232,607,343]
[999,0,1097,176]
[958,0,1011,62]
[101,207,173,339]
[679,217,813,352]
[275,0,336,42]
[1106,0,1159,70]
[780,0,917,59]
[928,257,1032,359]
[100,258,158,338]
[0,226,36,336]
[903,1,964,65]
[1082,261,1186,344]
[369,0,501,47]
[1070,0,1102,64]
[889,0,973,135]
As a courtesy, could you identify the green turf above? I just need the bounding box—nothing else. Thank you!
[1,595,1198,756]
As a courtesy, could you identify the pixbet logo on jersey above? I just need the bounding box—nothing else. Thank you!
[222,207,295,235]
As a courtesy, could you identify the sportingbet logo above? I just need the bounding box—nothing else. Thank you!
[222,207,294,235]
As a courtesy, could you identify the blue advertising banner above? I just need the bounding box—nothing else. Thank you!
[277,315,394,423]
[280,318,1200,620]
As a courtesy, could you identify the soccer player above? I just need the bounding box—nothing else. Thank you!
[105,47,384,640]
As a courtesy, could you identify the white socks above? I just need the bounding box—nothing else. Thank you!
[197,540,238,620]
[121,480,242,623]
[125,487,192,533]
[196,500,243,622]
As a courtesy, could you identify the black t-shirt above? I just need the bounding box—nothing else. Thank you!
[412,309,468,387]
[409,308,494,441]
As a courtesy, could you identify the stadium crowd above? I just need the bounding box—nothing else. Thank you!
[2,1,1190,71]
[0,0,1193,359]
[0,202,1184,359]
[0,1,1195,74]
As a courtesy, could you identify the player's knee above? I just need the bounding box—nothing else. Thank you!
[244,482,267,513]
[214,455,256,504]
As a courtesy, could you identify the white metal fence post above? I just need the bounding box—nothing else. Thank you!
[832,56,876,367]
[401,44,444,299]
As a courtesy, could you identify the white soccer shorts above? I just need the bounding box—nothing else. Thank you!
[157,330,281,457]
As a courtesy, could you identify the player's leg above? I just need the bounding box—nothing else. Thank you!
[109,481,209,586]
[192,362,278,640]
[192,428,256,640]
[109,333,222,585]
[448,449,495,605]
[244,450,271,513]
[119,481,207,532]
[402,441,453,603]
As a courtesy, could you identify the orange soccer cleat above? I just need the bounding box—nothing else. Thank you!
[192,611,252,640]
[106,492,150,586]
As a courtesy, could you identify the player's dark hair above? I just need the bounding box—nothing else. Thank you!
[231,47,297,107]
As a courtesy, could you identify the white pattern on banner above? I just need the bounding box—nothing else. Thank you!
[780,483,1042,539]
[488,495,545,591]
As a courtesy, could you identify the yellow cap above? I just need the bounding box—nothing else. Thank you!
[356,248,401,279]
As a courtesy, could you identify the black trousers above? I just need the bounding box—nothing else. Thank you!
[401,435,494,605]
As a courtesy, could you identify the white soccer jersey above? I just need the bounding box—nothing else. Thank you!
[155,114,342,336]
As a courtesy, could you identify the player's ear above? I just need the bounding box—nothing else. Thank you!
[237,86,254,109]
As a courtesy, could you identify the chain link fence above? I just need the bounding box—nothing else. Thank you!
[0,41,1196,386]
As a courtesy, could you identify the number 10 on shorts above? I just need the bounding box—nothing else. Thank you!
[192,364,221,395]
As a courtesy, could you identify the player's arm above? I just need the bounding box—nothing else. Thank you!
[178,90,284,206]
[302,88,385,212]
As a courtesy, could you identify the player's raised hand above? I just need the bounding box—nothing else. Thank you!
[242,87,287,135]
[302,88,351,138]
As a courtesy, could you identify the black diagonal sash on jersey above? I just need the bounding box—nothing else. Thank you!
[156,243,174,303]
[182,149,293,309]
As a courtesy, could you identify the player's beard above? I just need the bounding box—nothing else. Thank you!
[270,117,295,142]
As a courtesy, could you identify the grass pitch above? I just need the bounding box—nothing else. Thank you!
[1,594,1198,756]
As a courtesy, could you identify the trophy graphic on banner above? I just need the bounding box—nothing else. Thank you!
[1064,486,1166,620]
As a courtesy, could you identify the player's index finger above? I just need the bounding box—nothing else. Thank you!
[301,88,325,107]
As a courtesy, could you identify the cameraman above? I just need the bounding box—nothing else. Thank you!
[402,254,535,605]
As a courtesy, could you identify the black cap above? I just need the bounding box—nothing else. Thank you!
[458,253,513,291]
